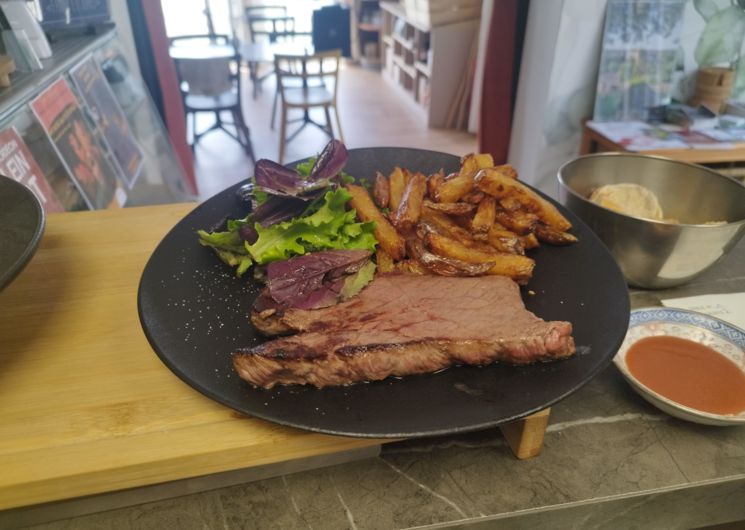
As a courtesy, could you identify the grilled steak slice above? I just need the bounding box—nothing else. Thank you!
[234,274,575,388]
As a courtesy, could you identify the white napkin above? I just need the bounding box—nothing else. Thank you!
[661,293,745,330]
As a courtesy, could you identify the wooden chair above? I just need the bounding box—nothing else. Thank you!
[245,5,295,43]
[274,49,343,163]
[169,34,255,162]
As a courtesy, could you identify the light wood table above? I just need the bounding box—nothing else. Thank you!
[580,121,745,164]
[0,203,550,518]
[0,204,383,512]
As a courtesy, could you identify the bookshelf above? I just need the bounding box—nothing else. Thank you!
[379,1,479,128]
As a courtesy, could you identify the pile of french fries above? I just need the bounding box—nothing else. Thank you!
[345,153,577,285]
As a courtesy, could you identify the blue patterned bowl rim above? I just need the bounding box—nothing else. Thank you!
[617,307,745,424]
[629,307,745,349]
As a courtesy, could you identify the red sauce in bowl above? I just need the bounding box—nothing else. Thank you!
[626,336,745,415]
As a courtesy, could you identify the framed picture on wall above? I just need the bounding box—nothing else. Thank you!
[593,0,687,122]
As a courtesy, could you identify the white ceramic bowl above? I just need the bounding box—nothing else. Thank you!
[614,307,745,426]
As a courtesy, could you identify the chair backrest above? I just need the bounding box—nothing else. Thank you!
[245,5,295,43]
[169,34,239,97]
[274,49,342,103]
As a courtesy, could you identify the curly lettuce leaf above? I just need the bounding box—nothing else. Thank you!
[246,188,377,265]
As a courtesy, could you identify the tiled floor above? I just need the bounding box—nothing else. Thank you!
[191,62,477,201]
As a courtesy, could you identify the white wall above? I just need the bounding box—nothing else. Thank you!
[508,0,608,197]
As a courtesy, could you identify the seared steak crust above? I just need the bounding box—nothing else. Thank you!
[234,274,575,388]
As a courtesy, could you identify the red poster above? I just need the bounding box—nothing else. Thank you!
[30,78,126,210]
[0,128,65,212]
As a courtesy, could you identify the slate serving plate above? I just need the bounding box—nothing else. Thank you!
[138,147,630,438]
[0,175,45,291]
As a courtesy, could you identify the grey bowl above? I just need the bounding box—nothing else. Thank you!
[557,153,745,289]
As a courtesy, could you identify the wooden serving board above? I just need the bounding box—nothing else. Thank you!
[0,204,384,511]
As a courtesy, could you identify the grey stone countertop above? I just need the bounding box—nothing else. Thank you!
[24,241,745,530]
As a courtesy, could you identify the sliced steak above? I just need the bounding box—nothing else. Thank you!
[234,274,575,388]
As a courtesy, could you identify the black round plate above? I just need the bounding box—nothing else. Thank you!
[0,175,45,290]
[138,147,630,438]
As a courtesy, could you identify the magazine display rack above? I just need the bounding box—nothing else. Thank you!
[0,27,192,212]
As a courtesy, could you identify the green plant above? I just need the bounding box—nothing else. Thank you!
[693,0,745,97]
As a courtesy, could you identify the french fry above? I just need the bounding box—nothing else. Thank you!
[494,206,539,235]
[534,223,578,245]
[486,225,525,255]
[427,171,445,198]
[346,184,406,260]
[421,206,474,241]
[473,153,495,169]
[373,171,390,209]
[432,153,493,204]
[423,199,475,216]
[460,153,495,176]
[521,232,540,250]
[424,232,535,284]
[406,234,494,277]
[389,167,406,211]
[475,168,572,231]
[376,248,395,273]
[493,164,518,179]
[391,172,427,229]
[433,173,473,203]
[393,259,429,275]
[461,190,486,204]
[471,196,496,239]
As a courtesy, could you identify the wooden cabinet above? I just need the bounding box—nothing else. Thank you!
[379,1,479,128]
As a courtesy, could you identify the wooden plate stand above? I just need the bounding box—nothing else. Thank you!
[499,408,551,459]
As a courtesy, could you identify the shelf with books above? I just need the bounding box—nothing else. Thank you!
[379,1,479,128]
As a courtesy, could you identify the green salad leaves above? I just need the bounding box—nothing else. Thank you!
[197,188,377,276]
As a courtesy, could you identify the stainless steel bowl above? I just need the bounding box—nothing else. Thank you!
[557,153,745,289]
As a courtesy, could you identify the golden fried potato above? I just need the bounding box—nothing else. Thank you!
[424,232,535,284]
[393,259,430,275]
[391,172,427,229]
[376,248,395,273]
[423,199,476,216]
[493,164,518,180]
[461,190,486,204]
[373,171,390,209]
[486,225,524,255]
[420,206,474,241]
[460,153,495,176]
[426,171,445,199]
[534,223,578,245]
[521,232,540,250]
[388,167,406,211]
[494,206,539,235]
[475,168,572,231]
[406,234,494,277]
[471,196,496,239]
[346,184,406,260]
[433,173,473,203]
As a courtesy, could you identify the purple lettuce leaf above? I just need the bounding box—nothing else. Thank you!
[310,139,348,182]
[267,249,371,310]
[254,159,329,197]
[250,195,309,228]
